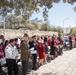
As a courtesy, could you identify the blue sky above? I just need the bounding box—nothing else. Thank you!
[30,0,76,28]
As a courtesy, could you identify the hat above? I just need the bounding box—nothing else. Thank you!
[22,37,28,40]
[24,33,28,37]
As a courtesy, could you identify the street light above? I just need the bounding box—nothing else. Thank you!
[3,17,6,39]
[63,18,69,34]
[63,18,68,29]
[75,21,76,26]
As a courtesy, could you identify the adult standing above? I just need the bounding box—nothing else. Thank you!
[0,44,4,74]
[47,36,52,47]
[44,35,47,43]
[3,40,9,56]
[74,35,76,47]
[20,36,29,75]
[29,35,37,70]
[37,41,46,66]
[50,37,56,60]
[69,35,72,49]
[58,34,63,55]
[5,39,19,75]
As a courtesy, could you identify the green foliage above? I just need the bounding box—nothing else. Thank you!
[55,27,63,33]
[0,14,63,32]
[25,25,35,30]
[32,22,39,29]
[40,23,51,31]
[0,25,3,29]
[0,0,76,18]
[0,19,64,32]
[50,26,63,33]
[0,0,76,29]
[71,28,76,34]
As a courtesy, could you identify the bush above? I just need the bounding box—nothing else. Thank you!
[71,28,76,34]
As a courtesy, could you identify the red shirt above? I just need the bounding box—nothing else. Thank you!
[15,43,19,49]
[55,38,59,46]
[74,36,76,42]
[38,42,46,59]
[47,39,52,46]
[0,49,3,59]
[3,45,7,56]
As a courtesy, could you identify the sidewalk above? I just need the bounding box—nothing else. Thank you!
[30,48,76,75]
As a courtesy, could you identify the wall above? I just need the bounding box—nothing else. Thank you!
[0,29,58,39]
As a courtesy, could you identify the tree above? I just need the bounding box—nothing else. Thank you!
[50,26,63,33]
[0,0,76,19]
[5,14,25,29]
[73,6,76,12]
[71,28,76,34]
[0,0,76,31]
[32,21,39,29]
[40,23,51,31]
[0,0,38,20]
[56,26,63,33]
[5,14,15,28]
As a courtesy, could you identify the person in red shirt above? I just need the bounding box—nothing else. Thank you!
[47,36,52,46]
[0,50,3,59]
[55,37,59,56]
[0,44,4,74]
[74,35,76,47]
[37,40,46,67]
[3,40,9,56]
[55,37,59,46]
[0,44,4,59]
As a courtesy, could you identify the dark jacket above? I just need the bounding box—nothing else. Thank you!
[29,41,37,51]
[44,45,49,54]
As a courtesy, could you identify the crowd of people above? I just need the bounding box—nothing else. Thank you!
[0,33,75,75]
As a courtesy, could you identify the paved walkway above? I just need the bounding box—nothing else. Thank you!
[30,48,76,75]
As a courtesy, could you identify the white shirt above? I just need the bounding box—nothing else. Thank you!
[18,38,21,46]
[5,44,18,59]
